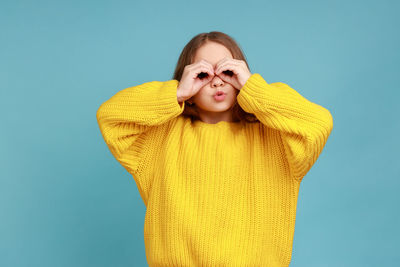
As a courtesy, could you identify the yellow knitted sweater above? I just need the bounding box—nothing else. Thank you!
[96,73,333,266]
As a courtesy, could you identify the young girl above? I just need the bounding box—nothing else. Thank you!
[96,31,333,267]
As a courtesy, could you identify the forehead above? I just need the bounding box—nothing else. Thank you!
[192,42,233,67]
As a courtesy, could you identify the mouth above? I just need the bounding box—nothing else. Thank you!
[214,90,226,96]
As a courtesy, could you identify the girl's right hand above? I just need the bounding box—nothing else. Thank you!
[177,60,215,103]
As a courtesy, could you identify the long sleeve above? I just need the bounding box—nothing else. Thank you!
[96,79,185,200]
[237,73,333,182]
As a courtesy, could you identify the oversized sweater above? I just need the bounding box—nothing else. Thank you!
[96,73,333,267]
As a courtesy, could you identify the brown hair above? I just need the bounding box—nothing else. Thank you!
[172,31,259,124]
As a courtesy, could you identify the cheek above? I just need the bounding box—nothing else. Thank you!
[201,83,211,90]
[230,93,238,103]
[192,87,208,101]
[198,85,210,95]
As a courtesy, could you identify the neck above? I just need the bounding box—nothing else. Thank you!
[197,108,235,124]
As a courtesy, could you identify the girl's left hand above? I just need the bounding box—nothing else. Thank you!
[214,58,252,90]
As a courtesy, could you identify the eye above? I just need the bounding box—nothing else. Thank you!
[222,70,234,77]
[197,72,209,79]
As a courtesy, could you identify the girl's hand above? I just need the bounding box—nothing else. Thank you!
[177,60,215,102]
[214,58,252,90]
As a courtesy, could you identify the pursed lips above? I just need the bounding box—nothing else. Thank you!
[214,90,226,96]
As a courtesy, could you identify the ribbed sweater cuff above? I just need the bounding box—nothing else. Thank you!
[237,73,311,115]
[157,79,185,116]
[237,73,272,113]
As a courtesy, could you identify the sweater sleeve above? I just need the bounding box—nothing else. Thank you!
[96,79,185,190]
[237,73,333,182]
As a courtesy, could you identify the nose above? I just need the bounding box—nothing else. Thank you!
[211,75,224,87]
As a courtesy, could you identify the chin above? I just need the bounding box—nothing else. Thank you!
[204,103,236,112]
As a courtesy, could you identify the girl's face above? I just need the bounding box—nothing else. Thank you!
[189,41,239,120]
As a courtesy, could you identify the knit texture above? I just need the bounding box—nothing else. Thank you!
[96,73,333,266]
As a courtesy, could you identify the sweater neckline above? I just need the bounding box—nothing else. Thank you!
[192,119,243,129]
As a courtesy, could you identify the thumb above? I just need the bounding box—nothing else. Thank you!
[200,75,214,86]
[218,72,233,83]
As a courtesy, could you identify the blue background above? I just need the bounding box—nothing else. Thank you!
[2,0,399,266]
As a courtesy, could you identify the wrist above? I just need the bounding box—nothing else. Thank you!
[176,90,187,103]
